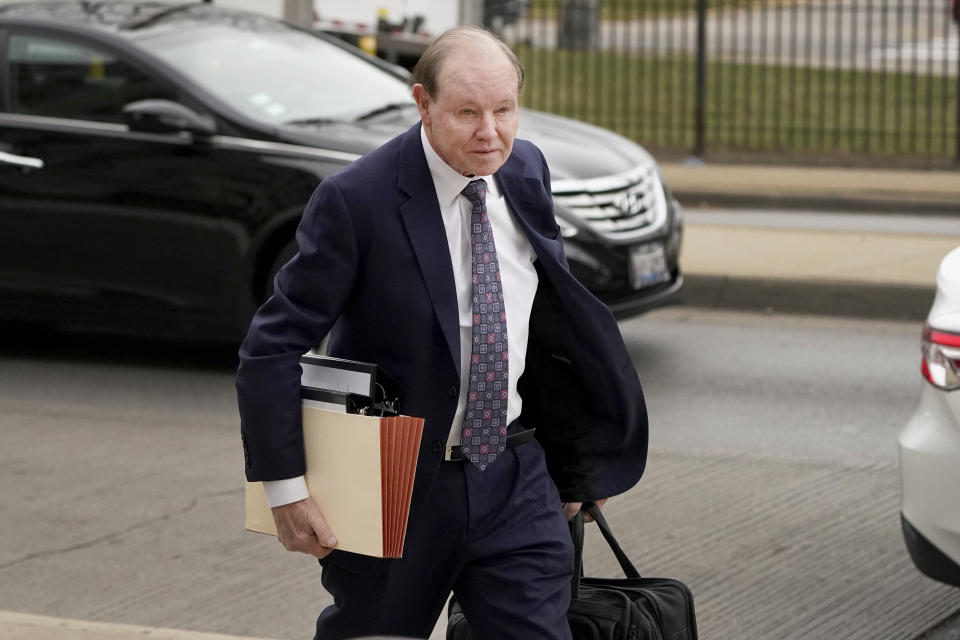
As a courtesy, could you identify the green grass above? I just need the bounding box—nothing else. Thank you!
[514,44,959,160]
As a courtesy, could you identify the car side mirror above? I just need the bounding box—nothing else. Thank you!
[122,99,216,137]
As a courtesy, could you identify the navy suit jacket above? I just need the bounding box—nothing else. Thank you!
[237,123,648,518]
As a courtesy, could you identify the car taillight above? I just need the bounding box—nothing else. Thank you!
[922,323,960,390]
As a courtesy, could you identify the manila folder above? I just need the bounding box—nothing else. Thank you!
[245,407,424,558]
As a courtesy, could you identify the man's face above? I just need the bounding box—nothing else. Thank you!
[413,48,519,177]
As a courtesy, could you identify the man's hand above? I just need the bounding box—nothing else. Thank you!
[563,498,608,521]
[271,498,338,559]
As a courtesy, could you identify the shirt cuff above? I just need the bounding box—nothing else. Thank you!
[262,476,310,508]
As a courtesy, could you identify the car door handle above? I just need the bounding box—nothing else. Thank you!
[0,150,44,171]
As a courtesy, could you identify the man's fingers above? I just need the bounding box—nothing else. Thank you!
[583,498,608,522]
[291,531,335,559]
[271,499,337,558]
[563,501,583,521]
[563,498,609,522]
[280,525,325,556]
[304,501,338,550]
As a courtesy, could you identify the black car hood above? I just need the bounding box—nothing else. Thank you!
[276,108,655,182]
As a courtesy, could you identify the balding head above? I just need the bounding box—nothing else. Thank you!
[410,26,522,177]
[410,26,523,100]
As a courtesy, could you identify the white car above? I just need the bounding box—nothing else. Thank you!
[899,246,960,587]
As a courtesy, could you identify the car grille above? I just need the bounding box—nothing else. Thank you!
[551,164,666,243]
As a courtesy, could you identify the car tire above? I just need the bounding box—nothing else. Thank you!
[263,239,298,301]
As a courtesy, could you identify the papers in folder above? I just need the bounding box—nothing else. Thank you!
[245,408,424,558]
[246,356,421,558]
[299,354,402,415]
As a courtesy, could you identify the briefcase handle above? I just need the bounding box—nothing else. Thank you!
[570,502,641,599]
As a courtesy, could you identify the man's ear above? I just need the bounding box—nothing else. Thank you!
[412,84,431,126]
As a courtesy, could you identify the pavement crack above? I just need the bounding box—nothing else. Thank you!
[0,487,240,571]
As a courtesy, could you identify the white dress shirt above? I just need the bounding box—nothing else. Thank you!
[262,127,539,507]
[418,127,539,447]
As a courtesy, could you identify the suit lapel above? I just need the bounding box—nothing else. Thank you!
[394,131,564,378]
[495,150,564,264]
[397,124,461,377]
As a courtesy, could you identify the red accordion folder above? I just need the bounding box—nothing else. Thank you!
[245,407,424,558]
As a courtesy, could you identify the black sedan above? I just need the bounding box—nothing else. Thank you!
[0,1,684,342]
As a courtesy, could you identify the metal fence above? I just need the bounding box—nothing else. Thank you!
[497,0,960,167]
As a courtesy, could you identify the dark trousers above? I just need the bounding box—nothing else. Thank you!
[313,437,574,640]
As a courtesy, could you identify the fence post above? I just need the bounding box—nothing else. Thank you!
[694,0,707,158]
[558,0,601,50]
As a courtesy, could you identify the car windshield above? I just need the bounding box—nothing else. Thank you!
[143,22,413,124]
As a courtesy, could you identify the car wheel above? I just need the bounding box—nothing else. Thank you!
[263,239,298,301]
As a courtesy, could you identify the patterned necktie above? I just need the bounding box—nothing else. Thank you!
[460,179,509,471]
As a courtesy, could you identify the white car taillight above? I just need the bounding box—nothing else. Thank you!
[922,323,960,391]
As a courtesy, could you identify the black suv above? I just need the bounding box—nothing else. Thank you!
[0,1,683,341]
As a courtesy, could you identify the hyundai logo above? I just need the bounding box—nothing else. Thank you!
[616,190,646,216]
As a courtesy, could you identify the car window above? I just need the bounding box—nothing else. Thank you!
[7,33,175,122]
[143,23,413,124]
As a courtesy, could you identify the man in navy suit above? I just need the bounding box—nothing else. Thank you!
[237,25,648,639]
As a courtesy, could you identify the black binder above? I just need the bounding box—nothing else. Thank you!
[299,354,402,416]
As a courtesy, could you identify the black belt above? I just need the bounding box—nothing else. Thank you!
[443,427,536,462]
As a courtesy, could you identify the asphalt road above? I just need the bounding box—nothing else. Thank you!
[1,303,958,639]
[623,306,921,466]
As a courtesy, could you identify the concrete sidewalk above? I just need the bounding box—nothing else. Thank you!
[3,162,958,640]
[678,215,958,320]
[661,161,960,320]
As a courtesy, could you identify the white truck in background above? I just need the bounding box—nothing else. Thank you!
[215,1,527,67]
[218,0,461,32]
[216,1,462,67]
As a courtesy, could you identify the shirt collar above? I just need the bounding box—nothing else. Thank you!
[420,125,499,211]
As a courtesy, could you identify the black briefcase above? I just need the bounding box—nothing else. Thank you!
[566,503,698,639]
[447,503,698,640]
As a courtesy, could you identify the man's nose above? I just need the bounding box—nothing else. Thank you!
[475,112,496,139]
